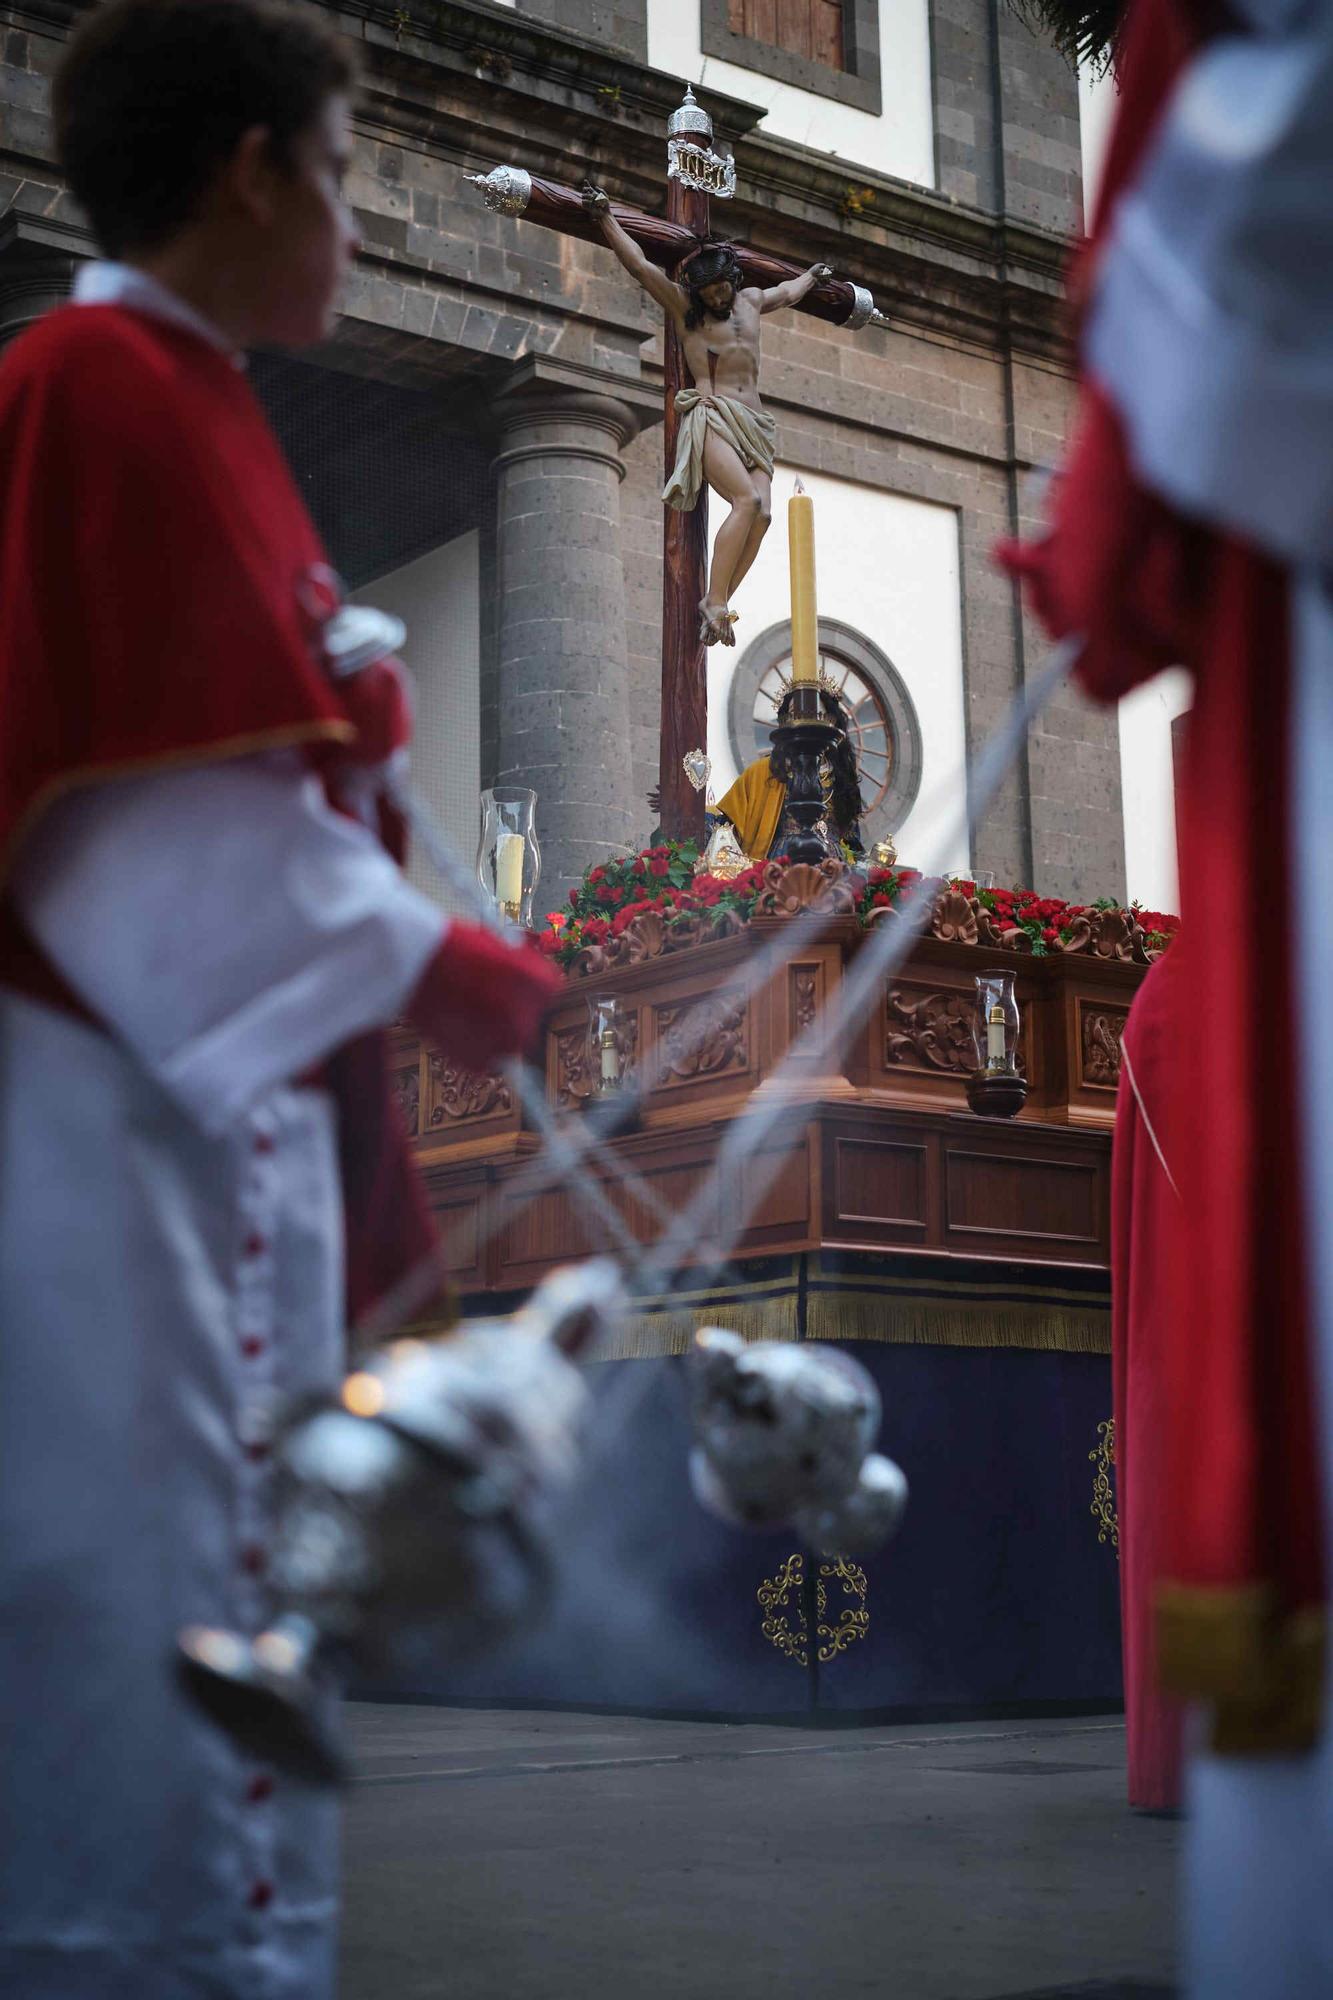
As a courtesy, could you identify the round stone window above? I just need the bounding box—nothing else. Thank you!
[726,619,923,844]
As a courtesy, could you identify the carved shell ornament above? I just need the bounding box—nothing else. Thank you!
[754,860,855,918]
[623,912,667,963]
[930,888,979,946]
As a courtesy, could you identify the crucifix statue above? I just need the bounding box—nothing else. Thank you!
[467,86,890,845]
[582,182,832,652]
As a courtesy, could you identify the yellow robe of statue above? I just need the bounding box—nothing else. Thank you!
[715,758,786,860]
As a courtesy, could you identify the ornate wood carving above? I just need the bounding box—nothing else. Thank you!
[792,965,819,1037]
[930,888,979,946]
[426,1055,513,1126]
[656,990,748,1084]
[885,987,975,1074]
[1081,1007,1128,1089]
[391,1060,421,1138]
[1059,908,1151,963]
[555,1027,594,1109]
[753,858,856,917]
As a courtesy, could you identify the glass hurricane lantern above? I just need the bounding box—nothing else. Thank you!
[965,969,1027,1119]
[477,787,540,928]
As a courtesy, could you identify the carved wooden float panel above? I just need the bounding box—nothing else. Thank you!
[388,921,1139,1288]
[819,1108,1109,1266]
[413,1103,1112,1296]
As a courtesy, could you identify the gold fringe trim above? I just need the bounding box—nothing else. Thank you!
[596,1293,799,1361]
[1157,1583,1326,1754]
[806,1289,1110,1355]
[595,1284,1109,1361]
[807,1255,1110,1315]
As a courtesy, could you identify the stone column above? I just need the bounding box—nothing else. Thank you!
[0,251,75,350]
[490,358,653,911]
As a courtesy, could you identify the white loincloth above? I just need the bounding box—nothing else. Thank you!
[662,390,777,513]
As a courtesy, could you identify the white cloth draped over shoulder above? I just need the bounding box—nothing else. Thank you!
[11,752,442,1133]
[662,390,777,513]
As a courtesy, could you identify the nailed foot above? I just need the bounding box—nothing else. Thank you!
[699,599,738,647]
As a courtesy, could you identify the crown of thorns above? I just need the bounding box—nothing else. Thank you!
[680,242,743,292]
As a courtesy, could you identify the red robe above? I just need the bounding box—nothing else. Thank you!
[1000,0,1325,1750]
[1113,951,1185,1807]
[0,302,441,1329]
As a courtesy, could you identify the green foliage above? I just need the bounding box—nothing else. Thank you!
[1007,0,1124,74]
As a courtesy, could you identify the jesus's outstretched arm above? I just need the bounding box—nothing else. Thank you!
[759,263,835,314]
[582,182,687,319]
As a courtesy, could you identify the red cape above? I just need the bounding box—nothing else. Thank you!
[0,304,353,881]
[0,303,440,1331]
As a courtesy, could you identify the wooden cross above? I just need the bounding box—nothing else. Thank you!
[468,89,888,845]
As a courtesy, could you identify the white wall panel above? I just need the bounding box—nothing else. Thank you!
[358,532,481,912]
[1118,667,1190,915]
[648,1,936,190]
[707,467,968,869]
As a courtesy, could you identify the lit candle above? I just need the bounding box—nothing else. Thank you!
[600,1031,619,1086]
[496,830,524,910]
[787,480,817,684]
[986,1002,1007,1068]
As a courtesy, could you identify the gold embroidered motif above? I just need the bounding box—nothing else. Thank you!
[757,1552,870,1667]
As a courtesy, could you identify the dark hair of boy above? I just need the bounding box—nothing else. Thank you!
[54,0,355,258]
[680,242,745,331]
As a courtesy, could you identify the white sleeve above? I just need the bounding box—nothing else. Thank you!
[11,755,445,1133]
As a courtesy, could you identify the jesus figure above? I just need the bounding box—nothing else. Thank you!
[582,182,832,648]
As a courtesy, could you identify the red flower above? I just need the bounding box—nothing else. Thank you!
[649,855,669,877]
[1042,925,1060,945]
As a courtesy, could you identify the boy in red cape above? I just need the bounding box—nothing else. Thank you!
[1001,0,1333,1988]
[0,3,558,1993]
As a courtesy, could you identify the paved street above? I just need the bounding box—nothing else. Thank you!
[341,1705,1178,2000]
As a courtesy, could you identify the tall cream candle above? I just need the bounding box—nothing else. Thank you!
[787,480,817,684]
[496,830,525,908]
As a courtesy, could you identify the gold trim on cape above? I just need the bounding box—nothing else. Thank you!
[0,721,355,892]
[1156,1582,1326,1753]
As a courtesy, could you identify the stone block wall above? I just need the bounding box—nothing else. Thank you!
[510,0,648,61]
[0,0,1125,905]
[930,0,1084,237]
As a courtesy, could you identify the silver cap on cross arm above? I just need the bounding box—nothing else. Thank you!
[843,283,890,332]
[464,165,533,217]
[667,84,713,141]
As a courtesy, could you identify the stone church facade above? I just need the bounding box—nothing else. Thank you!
[0,0,1163,910]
